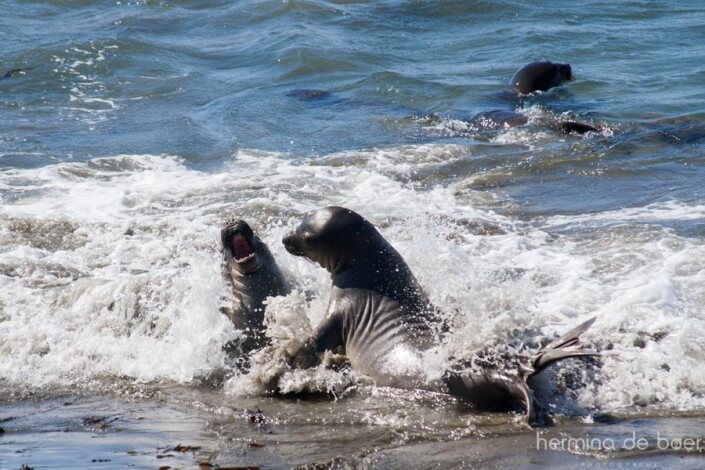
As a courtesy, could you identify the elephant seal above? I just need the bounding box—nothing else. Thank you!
[220,220,290,353]
[511,62,573,94]
[466,109,530,130]
[281,207,598,424]
[282,206,445,388]
[461,62,597,135]
[466,109,599,135]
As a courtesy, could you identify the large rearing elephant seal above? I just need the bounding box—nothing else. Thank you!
[220,220,290,353]
[511,61,573,94]
[281,207,598,425]
[282,206,445,388]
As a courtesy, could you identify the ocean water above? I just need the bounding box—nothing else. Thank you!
[2,1,705,468]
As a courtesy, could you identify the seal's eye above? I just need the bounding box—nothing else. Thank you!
[302,231,315,245]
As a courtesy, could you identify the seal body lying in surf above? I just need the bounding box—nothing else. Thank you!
[220,220,290,353]
[465,109,600,135]
[281,206,597,424]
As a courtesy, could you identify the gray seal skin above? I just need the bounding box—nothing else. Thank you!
[282,206,445,389]
[220,220,290,353]
[510,61,573,94]
[282,207,598,425]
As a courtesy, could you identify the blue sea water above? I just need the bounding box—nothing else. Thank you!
[3,3,704,159]
[0,0,705,209]
[1,1,704,220]
[2,1,705,467]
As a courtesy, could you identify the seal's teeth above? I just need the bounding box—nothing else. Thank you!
[236,253,256,263]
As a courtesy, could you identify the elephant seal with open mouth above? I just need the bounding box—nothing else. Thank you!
[220,220,290,354]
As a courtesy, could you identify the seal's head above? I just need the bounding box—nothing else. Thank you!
[283,206,432,311]
[221,220,265,275]
[282,206,377,273]
[511,61,573,94]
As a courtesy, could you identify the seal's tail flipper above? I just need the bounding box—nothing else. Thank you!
[514,379,540,427]
[531,317,599,373]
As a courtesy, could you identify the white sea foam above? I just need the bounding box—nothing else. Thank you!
[0,148,704,415]
[52,43,120,127]
[543,200,705,228]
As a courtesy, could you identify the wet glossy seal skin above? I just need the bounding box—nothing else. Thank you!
[220,220,290,354]
[510,61,573,94]
[281,206,598,425]
[282,206,445,389]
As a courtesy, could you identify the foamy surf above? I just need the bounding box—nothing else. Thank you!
[0,148,703,417]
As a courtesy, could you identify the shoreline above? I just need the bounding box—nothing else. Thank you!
[3,392,705,469]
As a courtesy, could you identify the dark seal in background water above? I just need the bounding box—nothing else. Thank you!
[510,61,573,94]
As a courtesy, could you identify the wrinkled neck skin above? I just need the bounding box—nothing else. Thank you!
[314,248,348,275]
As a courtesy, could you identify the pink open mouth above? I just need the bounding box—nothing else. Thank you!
[231,234,255,262]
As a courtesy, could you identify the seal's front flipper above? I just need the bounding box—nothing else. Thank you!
[514,380,551,427]
[285,311,345,370]
[540,317,596,351]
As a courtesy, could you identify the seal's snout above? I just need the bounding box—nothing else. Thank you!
[282,231,303,256]
[561,63,573,81]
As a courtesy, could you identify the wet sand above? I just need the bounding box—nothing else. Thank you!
[2,391,705,469]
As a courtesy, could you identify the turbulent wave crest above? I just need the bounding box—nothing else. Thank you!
[1,148,704,416]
